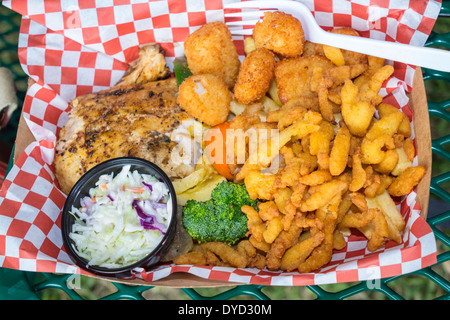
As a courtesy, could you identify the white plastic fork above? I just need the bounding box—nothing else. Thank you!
[224,0,450,72]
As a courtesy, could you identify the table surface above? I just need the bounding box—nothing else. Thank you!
[0,3,448,300]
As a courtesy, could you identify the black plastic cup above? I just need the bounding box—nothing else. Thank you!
[61,157,177,279]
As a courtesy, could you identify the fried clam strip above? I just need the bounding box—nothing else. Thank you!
[280,227,324,272]
[309,120,335,156]
[360,112,404,164]
[242,202,284,246]
[277,183,305,230]
[173,249,222,266]
[294,212,324,230]
[267,223,303,270]
[310,64,368,122]
[299,179,348,212]
[241,204,266,243]
[339,208,389,252]
[243,170,278,201]
[388,166,426,197]
[340,80,375,137]
[236,110,322,182]
[275,146,318,189]
[338,190,405,251]
[296,194,341,273]
[173,240,266,269]
[349,148,366,192]
[329,124,351,176]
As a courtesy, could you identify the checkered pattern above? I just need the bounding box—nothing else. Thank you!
[7,0,233,64]
[0,0,441,286]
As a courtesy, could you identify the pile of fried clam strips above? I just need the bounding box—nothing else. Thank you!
[170,11,425,273]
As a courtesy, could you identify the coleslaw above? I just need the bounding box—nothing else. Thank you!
[69,165,172,268]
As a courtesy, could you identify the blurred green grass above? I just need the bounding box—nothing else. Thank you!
[425,16,450,182]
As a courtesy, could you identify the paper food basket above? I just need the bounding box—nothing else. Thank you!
[0,0,441,287]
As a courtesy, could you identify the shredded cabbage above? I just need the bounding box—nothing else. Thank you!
[69,165,172,268]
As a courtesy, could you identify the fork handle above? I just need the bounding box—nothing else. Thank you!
[317,31,450,72]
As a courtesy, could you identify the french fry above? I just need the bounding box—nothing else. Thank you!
[176,173,226,205]
[260,96,280,114]
[229,100,247,116]
[372,191,405,230]
[391,147,413,176]
[268,80,282,106]
[323,45,345,66]
[244,37,256,54]
[366,190,405,241]
[172,164,212,194]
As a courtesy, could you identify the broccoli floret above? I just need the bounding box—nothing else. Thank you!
[182,181,257,245]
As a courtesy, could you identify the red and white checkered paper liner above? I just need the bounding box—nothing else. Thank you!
[0,0,440,286]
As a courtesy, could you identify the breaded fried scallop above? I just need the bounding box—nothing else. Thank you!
[184,21,240,88]
[253,11,305,58]
[176,74,232,126]
[274,55,334,104]
[233,47,276,104]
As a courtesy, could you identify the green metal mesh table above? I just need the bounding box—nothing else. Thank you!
[0,3,449,300]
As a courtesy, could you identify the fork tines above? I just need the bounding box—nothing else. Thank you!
[224,9,272,36]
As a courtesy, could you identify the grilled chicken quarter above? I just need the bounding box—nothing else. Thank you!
[55,44,195,194]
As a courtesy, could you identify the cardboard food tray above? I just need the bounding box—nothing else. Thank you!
[11,70,432,288]
[1,0,440,288]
